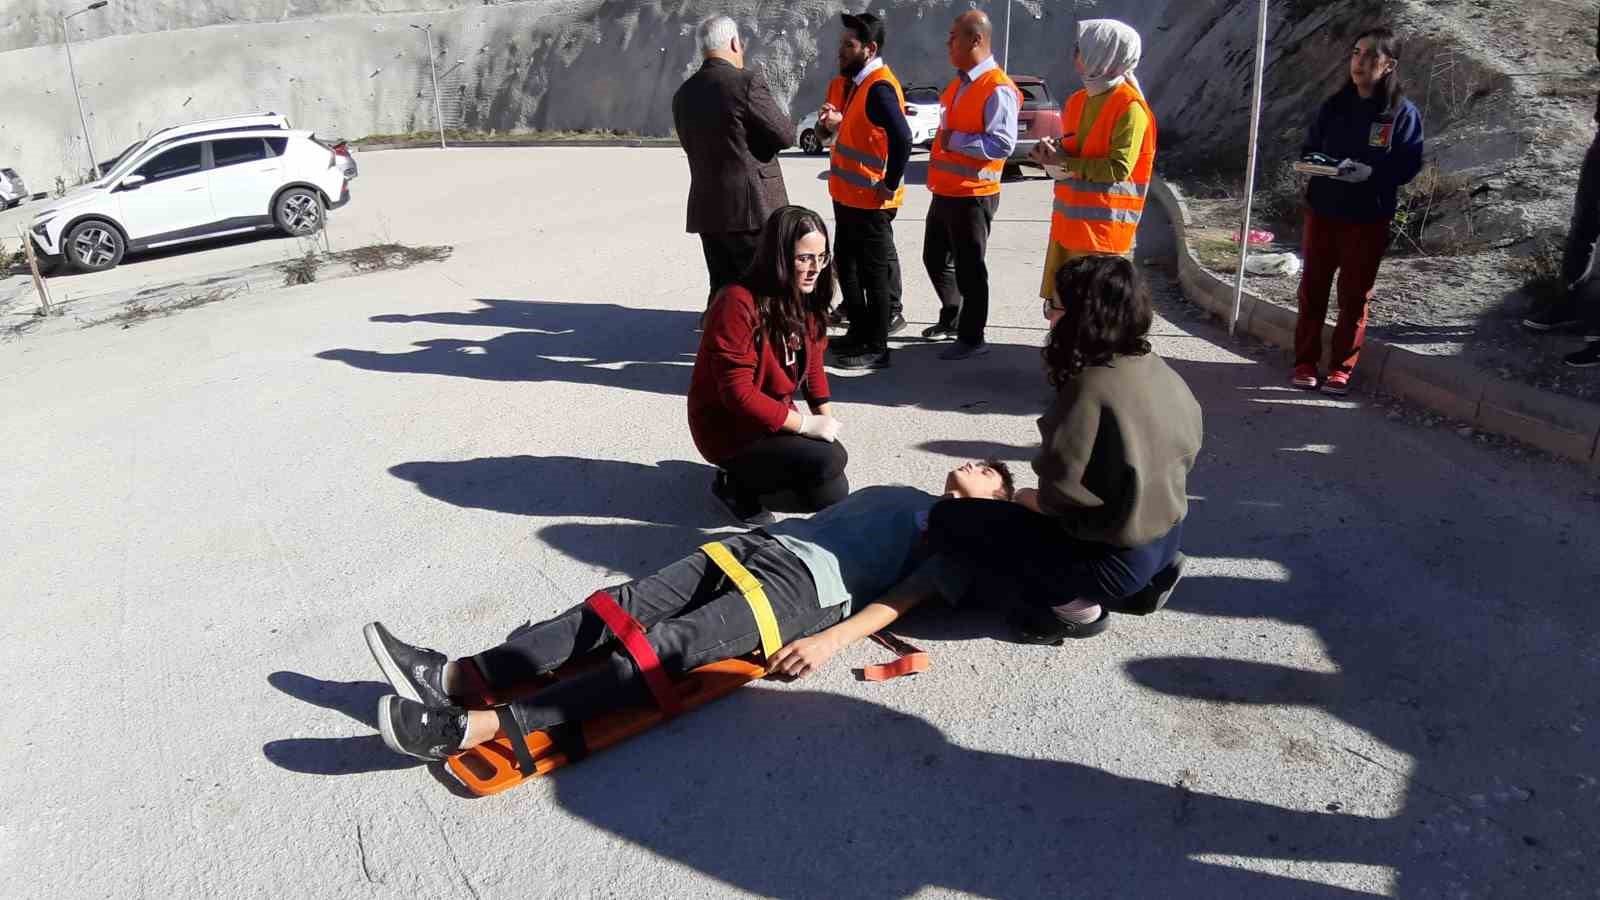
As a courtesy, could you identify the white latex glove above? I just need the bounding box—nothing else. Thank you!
[1334,159,1373,183]
[797,412,842,443]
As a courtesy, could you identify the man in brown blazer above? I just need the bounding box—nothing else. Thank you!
[673,15,795,306]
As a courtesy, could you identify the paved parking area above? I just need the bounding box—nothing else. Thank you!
[2,147,1597,898]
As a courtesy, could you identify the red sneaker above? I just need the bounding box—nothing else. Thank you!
[1322,371,1351,396]
[1291,365,1319,390]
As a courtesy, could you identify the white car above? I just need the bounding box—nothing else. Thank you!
[0,167,27,209]
[29,125,351,273]
[795,85,943,155]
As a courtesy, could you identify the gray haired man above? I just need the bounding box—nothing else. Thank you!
[672,16,796,308]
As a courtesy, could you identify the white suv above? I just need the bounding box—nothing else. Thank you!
[29,125,351,272]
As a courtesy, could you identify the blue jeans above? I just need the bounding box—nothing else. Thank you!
[926,498,1183,608]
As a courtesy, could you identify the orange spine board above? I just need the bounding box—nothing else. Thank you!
[445,658,767,795]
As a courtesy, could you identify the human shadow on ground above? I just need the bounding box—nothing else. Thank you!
[316,298,1049,418]
[388,455,723,578]
[262,671,421,776]
[546,687,1383,898]
[1118,290,1600,894]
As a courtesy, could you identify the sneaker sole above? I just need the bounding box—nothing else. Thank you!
[364,622,423,705]
[1521,319,1580,332]
[1565,358,1600,368]
[376,695,420,759]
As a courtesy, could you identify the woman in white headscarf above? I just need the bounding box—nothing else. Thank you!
[1031,19,1159,302]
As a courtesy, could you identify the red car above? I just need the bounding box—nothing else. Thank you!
[1009,75,1064,166]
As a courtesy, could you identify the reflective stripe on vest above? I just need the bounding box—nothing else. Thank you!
[1049,81,1157,255]
[927,68,1017,198]
[828,67,907,210]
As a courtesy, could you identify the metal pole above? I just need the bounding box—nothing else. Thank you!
[1229,0,1269,336]
[1002,0,1013,70]
[61,14,100,180]
[426,26,445,149]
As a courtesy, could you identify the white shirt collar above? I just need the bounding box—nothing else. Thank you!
[962,55,998,83]
[852,56,886,86]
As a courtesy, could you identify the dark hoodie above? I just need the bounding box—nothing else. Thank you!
[1302,84,1426,223]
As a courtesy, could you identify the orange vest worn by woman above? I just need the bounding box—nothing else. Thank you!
[1049,81,1157,255]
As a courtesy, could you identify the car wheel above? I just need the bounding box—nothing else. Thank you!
[64,220,125,272]
[274,187,324,236]
[799,129,823,156]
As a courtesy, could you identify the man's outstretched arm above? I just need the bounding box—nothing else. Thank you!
[767,579,930,679]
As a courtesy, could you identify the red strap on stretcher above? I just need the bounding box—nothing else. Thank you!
[861,632,930,682]
[585,591,684,717]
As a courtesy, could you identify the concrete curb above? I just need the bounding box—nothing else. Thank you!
[354,138,679,153]
[1150,177,1600,470]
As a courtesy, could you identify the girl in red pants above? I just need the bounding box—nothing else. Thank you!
[1292,27,1425,395]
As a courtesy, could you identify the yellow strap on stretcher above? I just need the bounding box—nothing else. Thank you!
[701,541,783,661]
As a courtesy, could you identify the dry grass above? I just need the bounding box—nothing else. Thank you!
[1506,236,1566,308]
[84,286,241,330]
[281,250,322,286]
[1390,163,1476,256]
[336,243,452,272]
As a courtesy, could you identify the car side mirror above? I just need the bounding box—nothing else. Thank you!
[119,174,147,191]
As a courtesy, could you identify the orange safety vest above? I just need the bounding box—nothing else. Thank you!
[1049,81,1158,255]
[927,66,1019,198]
[827,65,907,210]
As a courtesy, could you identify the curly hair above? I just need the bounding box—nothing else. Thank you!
[738,205,836,350]
[984,458,1016,500]
[1042,255,1152,389]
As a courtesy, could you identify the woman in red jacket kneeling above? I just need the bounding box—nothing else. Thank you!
[688,205,848,524]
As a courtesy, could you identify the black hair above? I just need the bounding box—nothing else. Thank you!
[841,12,886,51]
[1345,26,1406,118]
[738,205,836,352]
[1043,255,1152,388]
[983,458,1015,500]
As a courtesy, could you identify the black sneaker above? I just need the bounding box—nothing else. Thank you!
[827,307,849,328]
[1564,343,1600,368]
[377,695,467,761]
[921,322,958,340]
[1010,606,1111,644]
[887,314,907,336]
[712,470,775,526]
[938,339,990,361]
[834,347,892,370]
[364,622,451,707]
[1523,303,1580,332]
[827,335,866,357]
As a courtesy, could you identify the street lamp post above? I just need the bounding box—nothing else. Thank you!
[410,23,446,149]
[61,1,109,180]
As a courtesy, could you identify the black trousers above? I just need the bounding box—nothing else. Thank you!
[925,498,1184,608]
[834,201,900,349]
[923,194,999,344]
[700,230,762,306]
[471,532,843,735]
[722,434,850,511]
[1563,133,1600,331]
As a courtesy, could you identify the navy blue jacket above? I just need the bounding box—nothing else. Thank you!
[1302,86,1425,223]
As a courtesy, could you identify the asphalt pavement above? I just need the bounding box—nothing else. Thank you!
[1,147,1596,899]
